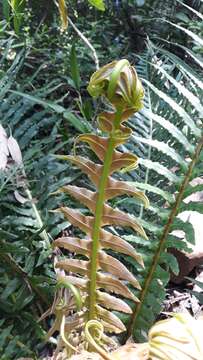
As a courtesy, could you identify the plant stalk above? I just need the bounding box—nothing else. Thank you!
[25,187,50,249]
[88,108,123,321]
[126,135,203,339]
[68,16,99,70]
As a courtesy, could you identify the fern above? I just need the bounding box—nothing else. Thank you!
[0,37,85,358]
[1,1,202,356]
[51,60,149,352]
[121,4,203,340]
[0,23,115,357]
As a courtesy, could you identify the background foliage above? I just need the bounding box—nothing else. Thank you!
[0,0,202,358]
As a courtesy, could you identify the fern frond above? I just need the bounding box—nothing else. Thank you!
[127,136,202,339]
[123,11,203,339]
[52,60,149,349]
[54,129,148,336]
[0,44,81,358]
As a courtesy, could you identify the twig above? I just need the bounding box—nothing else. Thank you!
[68,16,99,70]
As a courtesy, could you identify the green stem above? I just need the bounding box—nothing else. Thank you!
[88,136,115,319]
[88,108,123,321]
[25,187,50,249]
[126,135,203,339]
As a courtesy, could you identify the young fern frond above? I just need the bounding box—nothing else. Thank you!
[53,60,149,343]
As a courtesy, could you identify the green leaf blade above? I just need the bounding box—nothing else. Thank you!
[88,0,105,11]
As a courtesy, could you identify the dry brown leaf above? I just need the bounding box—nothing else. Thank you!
[97,291,132,314]
[64,155,102,186]
[56,259,89,276]
[100,230,143,266]
[78,134,108,162]
[63,275,87,290]
[102,206,147,239]
[54,237,91,256]
[98,251,141,289]
[59,190,147,239]
[78,134,138,174]
[96,273,138,302]
[96,305,126,333]
[57,207,92,234]
[105,178,148,207]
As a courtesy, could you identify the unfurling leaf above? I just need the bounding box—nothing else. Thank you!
[52,60,148,348]
[87,59,144,112]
